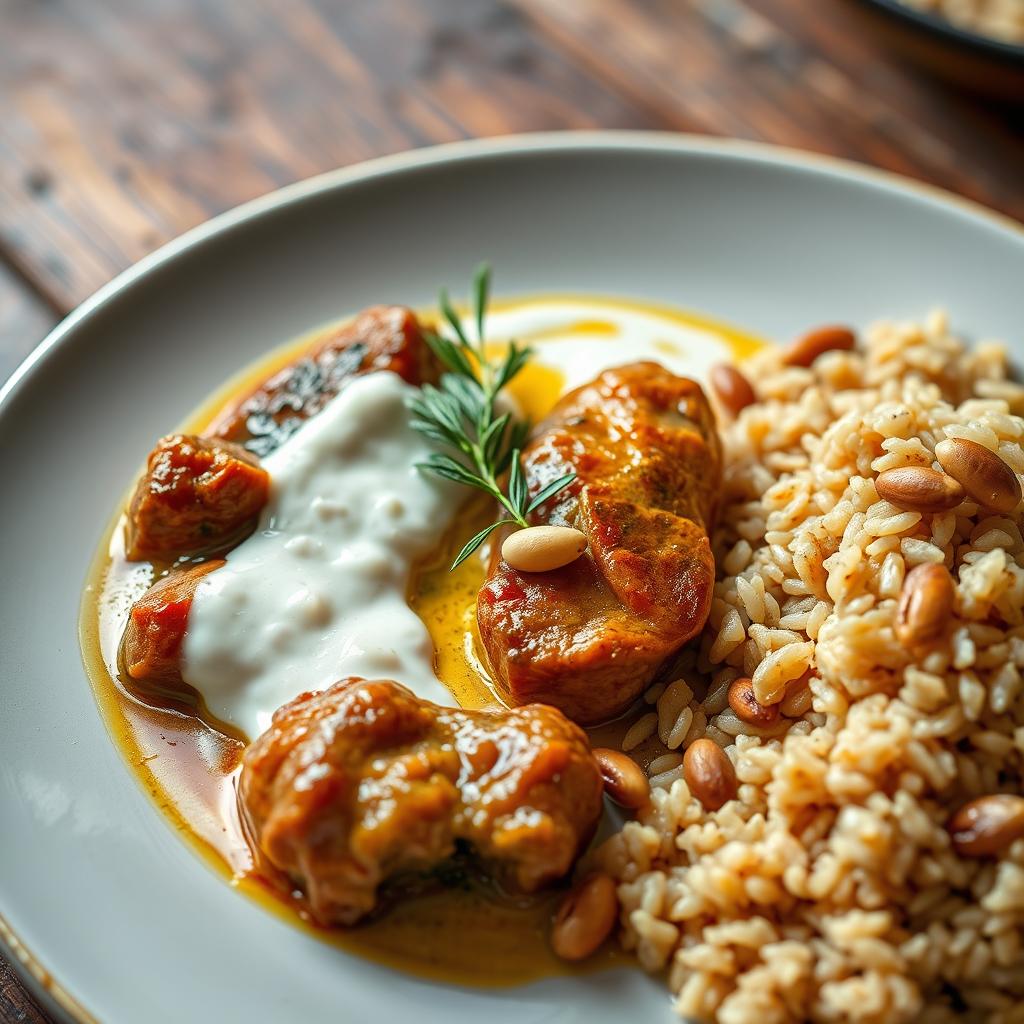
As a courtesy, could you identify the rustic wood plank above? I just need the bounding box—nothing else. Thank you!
[515,0,1024,221]
[2,0,1020,323]
[2,0,1021,317]
[0,264,56,385]
[0,0,661,314]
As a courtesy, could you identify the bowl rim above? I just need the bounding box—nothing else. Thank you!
[2,128,1023,1024]
[859,0,1024,65]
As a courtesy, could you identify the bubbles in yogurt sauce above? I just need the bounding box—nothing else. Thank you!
[181,371,457,739]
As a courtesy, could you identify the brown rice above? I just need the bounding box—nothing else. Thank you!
[597,311,1024,1023]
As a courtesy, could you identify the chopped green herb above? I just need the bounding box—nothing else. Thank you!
[408,264,575,569]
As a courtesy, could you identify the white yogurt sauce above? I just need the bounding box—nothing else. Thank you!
[174,298,757,740]
[181,371,456,739]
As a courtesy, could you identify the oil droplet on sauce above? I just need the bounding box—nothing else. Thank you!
[81,294,764,985]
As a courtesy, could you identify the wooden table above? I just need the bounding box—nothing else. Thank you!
[1,0,1021,1019]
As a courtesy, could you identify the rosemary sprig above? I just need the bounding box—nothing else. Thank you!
[408,264,576,569]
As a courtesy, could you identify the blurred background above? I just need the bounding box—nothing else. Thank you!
[0,0,1021,1018]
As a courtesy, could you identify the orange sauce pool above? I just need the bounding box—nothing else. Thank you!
[79,295,765,985]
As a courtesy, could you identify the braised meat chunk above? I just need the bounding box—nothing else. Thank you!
[208,305,438,455]
[125,435,268,562]
[120,560,223,686]
[239,678,604,926]
[478,362,721,725]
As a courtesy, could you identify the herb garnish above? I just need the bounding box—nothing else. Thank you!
[408,265,576,569]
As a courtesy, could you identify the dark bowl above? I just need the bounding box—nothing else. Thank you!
[853,0,1024,100]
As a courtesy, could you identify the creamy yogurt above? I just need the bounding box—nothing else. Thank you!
[177,298,759,740]
[181,371,457,739]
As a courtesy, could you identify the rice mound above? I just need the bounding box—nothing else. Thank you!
[597,312,1024,1024]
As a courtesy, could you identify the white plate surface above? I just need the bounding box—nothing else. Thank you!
[1,132,1023,1024]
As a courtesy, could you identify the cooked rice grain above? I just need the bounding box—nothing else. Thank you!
[600,313,1024,1023]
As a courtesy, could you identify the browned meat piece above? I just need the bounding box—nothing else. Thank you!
[124,435,269,562]
[120,561,223,686]
[239,678,604,926]
[477,362,721,725]
[125,307,438,560]
[208,305,438,455]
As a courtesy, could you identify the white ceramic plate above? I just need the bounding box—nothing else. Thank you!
[2,132,1023,1024]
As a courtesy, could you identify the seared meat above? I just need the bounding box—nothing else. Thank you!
[239,678,604,926]
[477,362,721,725]
[125,435,269,562]
[126,306,437,564]
[120,305,441,698]
[208,305,438,456]
[120,561,222,686]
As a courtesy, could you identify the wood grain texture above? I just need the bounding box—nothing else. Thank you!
[0,0,1020,321]
[0,1,1022,1020]
[521,0,1024,217]
[0,0,660,311]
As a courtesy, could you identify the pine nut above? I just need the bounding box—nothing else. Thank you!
[948,795,1024,857]
[683,738,738,811]
[727,676,780,727]
[934,437,1021,514]
[894,562,955,649]
[875,466,965,513]
[710,363,756,417]
[501,525,587,573]
[550,874,618,961]
[783,325,856,367]
[592,748,650,809]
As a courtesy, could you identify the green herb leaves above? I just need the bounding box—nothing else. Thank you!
[409,264,575,569]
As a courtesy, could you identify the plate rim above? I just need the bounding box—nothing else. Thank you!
[3,129,1022,420]
[3,128,1024,1024]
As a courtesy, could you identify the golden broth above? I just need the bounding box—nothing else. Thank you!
[80,295,764,985]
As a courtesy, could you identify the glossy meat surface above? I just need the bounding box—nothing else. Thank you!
[120,560,223,686]
[208,305,438,456]
[239,678,604,925]
[478,362,721,724]
[125,435,269,562]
